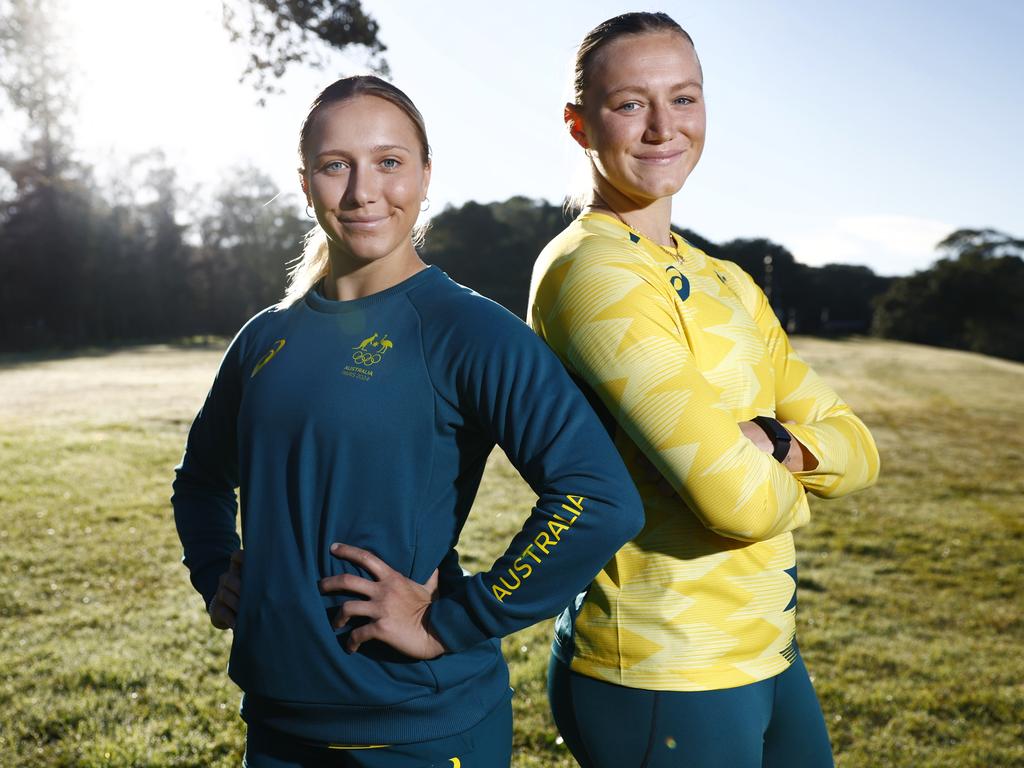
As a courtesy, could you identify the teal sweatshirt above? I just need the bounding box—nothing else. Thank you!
[172,266,643,745]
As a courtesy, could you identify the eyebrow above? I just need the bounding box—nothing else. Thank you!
[606,80,703,98]
[316,144,412,159]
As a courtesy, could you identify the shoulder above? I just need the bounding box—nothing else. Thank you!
[224,302,299,370]
[235,303,294,344]
[409,269,539,345]
[532,216,662,315]
[536,214,649,279]
[699,253,762,297]
[409,270,562,374]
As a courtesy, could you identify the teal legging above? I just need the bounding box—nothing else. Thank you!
[548,649,834,768]
[242,695,512,768]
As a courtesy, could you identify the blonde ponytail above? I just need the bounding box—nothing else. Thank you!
[277,226,330,308]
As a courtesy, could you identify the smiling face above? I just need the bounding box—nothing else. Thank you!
[301,94,430,268]
[568,31,706,209]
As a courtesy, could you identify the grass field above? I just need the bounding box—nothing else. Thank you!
[1,337,1022,767]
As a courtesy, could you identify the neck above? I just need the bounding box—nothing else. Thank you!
[322,242,425,301]
[588,178,674,247]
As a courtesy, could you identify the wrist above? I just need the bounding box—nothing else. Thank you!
[421,605,447,657]
[752,416,791,463]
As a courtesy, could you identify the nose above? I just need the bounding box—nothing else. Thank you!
[643,103,673,143]
[342,165,378,207]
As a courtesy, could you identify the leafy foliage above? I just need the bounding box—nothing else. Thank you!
[425,203,893,335]
[422,197,570,318]
[872,229,1024,361]
[220,0,388,103]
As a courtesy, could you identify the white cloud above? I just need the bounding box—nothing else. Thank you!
[788,215,954,276]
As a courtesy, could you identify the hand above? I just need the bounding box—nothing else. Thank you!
[319,543,445,659]
[739,420,774,454]
[209,548,243,630]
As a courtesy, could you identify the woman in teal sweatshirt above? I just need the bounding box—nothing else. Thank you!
[171,75,643,767]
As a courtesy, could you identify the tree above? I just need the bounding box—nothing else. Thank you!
[873,228,1024,361]
[0,0,74,187]
[0,0,383,349]
[422,197,568,318]
[221,0,388,103]
[194,166,310,331]
[0,0,96,348]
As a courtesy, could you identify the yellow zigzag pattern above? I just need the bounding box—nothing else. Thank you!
[529,213,879,691]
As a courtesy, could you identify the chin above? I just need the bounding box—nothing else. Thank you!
[327,233,397,264]
[348,243,401,263]
[629,180,686,203]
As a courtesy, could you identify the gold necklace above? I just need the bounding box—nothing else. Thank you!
[585,202,681,261]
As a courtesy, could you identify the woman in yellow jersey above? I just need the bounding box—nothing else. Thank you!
[529,12,880,768]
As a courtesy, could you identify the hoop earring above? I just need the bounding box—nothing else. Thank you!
[420,198,430,213]
[305,205,315,219]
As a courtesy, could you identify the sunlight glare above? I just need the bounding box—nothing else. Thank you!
[61,0,291,193]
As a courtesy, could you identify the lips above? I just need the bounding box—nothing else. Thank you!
[339,214,390,231]
[634,150,685,164]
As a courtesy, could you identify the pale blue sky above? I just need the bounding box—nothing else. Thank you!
[8,0,1023,275]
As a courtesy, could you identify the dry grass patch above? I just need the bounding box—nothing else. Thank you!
[1,338,1021,766]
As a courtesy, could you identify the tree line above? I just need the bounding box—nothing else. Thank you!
[2,166,1021,363]
[2,1,1021,361]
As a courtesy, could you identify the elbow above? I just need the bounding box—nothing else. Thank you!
[815,434,882,499]
[847,421,882,493]
[705,521,776,544]
[621,487,646,542]
[864,438,882,489]
[701,493,808,542]
[601,483,645,547]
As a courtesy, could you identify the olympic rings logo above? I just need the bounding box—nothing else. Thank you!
[352,351,384,365]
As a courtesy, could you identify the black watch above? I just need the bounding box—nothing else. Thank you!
[752,416,791,463]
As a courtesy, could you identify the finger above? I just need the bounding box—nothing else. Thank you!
[218,606,237,630]
[330,543,394,581]
[319,573,381,598]
[209,600,236,630]
[229,549,244,574]
[333,597,381,629]
[217,589,239,612]
[346,622,380,654]
[221,574,242,598]
[425,568,440,599]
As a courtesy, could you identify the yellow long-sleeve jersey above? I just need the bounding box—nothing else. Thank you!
[529,212,880,691]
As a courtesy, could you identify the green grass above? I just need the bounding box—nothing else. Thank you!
[1,338,1021,767]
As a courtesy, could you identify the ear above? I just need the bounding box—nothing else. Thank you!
[421,161,432,200]
[299,170,311,206]
[564,103,590,150]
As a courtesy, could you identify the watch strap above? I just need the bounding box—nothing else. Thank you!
[752,416,791,463]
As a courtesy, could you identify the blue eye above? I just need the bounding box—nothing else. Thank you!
[619,101,642,113]
[381,158,401,170]
[323,160,347,172]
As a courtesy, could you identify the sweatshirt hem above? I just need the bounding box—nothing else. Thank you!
[238,658,511,745]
